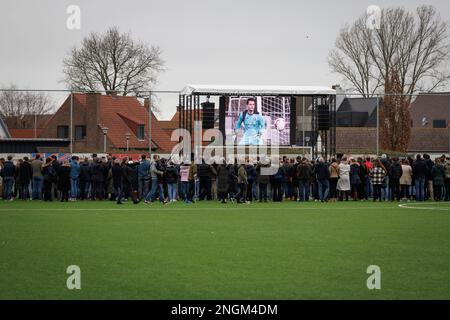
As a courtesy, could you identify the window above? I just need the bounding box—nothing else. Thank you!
[433,119,447,128]
[75,126,87,140]
[57,125,69,139]
[137,125,145,140]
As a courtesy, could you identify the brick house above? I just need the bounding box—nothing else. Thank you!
[336,94,450,155]
[38,92,176,153]
[3,114,52,138]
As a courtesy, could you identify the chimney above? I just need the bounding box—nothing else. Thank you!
[106,90,118,97]
[144,98,150,111]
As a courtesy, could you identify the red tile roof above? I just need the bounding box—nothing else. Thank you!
[74,93,176,152]
[9,129,42,139]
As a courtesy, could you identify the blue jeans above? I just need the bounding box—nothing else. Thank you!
[145,180,165,202]
[32,176,43,200]
[70,178,78,199]
[365,176,373,199]
[382,176,389,200]
[3,177,14,200]
[21,182,30,200]
[138,177,149,199]
[298,180,310,201]
[114,186,123,203]
[168,183,177,201]
[415,177,426,201]
[145,180,158,202]
[317,179,330,201]
[180,181,189,201]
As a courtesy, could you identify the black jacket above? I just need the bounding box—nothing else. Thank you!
[389,162,403,180]
[1,161,15,178]
[413,159,428,179]
[165,166,179,184]
[315,162,330,181]
[111,164,124,188]
[18,161,33,183]
[79,162,92,181]
[56,166,70,191]
[297,163,312,181]
[91,162,107,182]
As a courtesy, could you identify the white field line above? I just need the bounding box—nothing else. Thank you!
[0,206,399,212]
[398,202,450,211]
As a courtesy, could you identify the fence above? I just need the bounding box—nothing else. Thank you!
[1,89,450,159]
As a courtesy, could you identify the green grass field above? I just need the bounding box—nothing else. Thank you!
[1,199,450,300]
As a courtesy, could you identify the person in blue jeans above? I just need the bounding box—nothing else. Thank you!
[165,161,179,203]
[31,154,44,200]
[297,159,312,202]
[1,155,16,200]
[315,157,330,202]
[137,154,151,199]
[413,154,428,201]
[69,156,80,200]
[144,156,164,203]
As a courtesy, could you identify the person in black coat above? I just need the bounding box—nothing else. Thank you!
[165,161,179,202]
[216,160,230,203]
[51,155,61,199]
[197,160,216,201]
[423,154,435,200]
[123,160,140,204]
[388,157,403,201]
[112,159,125,204]
[41,158,56,201]
[79,158,92,200]
[413,154,428,201]
[57,160,71,202]
[256,159,271,202]
[18,157,32,200]
[91,159,107,200]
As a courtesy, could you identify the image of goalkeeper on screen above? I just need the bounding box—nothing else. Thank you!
[235,98,265,145]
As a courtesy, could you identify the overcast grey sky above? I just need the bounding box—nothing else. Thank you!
[1,0,449,119]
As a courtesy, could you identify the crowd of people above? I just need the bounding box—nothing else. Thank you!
[1,152,450,204]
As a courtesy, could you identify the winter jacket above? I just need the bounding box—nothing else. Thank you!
[70,160,80,179]
[137,160,151,179]
[1,161,15,178]
[413,159,428,179]
[349,163,362,185]
[111,164,124,188]
[297,163,312,181]
[165,166,179,184]
[79,162,92,181]
[18,161,33,183]
[431,164,446,186]
[389,162,403,180]
[315,162,330,181]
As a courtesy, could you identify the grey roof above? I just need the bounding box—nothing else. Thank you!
[338,97,381,114]
[337,97,382,127]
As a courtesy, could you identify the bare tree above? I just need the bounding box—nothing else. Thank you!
[62,26,165,96]
[328,18,382,97]
[0,84,54,117]
[329,5,449,97]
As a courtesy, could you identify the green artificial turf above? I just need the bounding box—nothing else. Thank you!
[0,200,449,299]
